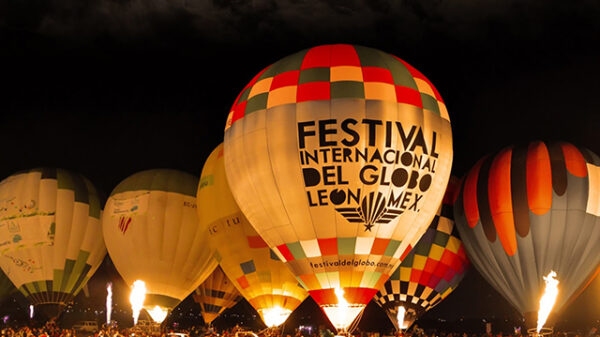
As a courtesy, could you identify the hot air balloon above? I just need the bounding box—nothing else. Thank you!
[454,141,600,327]
[198,144,308,328]
[193,266,242,325]
[223,44,453,332]
[0,168,106,318]
[374,178,469,330]
[103,169,217,323]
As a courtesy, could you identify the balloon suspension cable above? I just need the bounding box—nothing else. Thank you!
[347,308,364,335]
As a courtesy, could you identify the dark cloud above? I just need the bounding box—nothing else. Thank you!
[1,0,598,47]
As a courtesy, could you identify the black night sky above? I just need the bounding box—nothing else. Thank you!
[1,0,600,333]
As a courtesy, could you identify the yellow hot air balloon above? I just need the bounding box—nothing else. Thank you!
[193,266,242,325]
[223,44,453,332]
[0,168,106,319]
[103,169,217,323]
[198,144,308,328]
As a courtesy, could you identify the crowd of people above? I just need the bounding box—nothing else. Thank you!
[2,322,598,337]
[1,322,77,337]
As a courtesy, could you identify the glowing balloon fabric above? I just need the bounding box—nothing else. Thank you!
[198,144,308,327]
[223,44,453,329]
[374,178,469,329]
[454,141,600,319]
[103,169,217,317]
[0,168,106,318]
[193,266,242,324]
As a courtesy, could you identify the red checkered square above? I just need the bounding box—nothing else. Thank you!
[370,238,390,255]
[270,70,300,90]
[247,235,268,248]
[423,258,438,273]
[231,101,247,124]
[433,262,449,279]
[301,45,331,69]
[318,238,338,256]
[236,275,249,289]
[362,67,394,84]
[331,44,360,66]
[419,271,432,286]
[297,82,330,102]
[410,269,422,283]
[395,86,422,107]
[277,244,294,261]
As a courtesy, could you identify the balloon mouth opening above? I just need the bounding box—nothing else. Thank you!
[259,306,292,328]
[321,304,365,331]
[527,328,553,337]
[321,288,365,332]
[145,305,169,323]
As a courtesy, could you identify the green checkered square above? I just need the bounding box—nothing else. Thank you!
[299,67,330,84]
[331,81,365,99]
[287,241,307,260]
[245,93,269,114]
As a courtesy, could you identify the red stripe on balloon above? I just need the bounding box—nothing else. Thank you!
[488,147,517,257]
[276,244,294,261]
[561,142,588,178]
[463,158,485,228]
[526,141,552,216]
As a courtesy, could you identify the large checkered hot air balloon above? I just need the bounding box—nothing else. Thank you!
[223,44,453,332]
[374,178,469,330]
[197,144,308,328]
[103,169,217,323]
[0,168,106,319]
[193,266,242,325]
[454,141,600,326]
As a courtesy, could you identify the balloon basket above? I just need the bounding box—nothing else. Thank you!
[527,328,553,337]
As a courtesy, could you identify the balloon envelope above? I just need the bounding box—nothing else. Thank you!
[223,44,453,330]
[193,266,242,324]
[0,168,106,318]
[103,169,217,320]
[198,144,308,327]
[374,178,469,330]
[454,141,600,321]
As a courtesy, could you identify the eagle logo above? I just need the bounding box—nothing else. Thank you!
[335,191,403,231]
